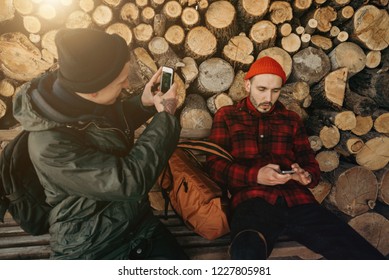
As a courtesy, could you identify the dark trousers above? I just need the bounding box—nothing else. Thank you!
[129,221,189,260]
[229,197,386,260]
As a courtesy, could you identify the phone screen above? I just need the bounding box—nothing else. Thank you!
[161,70,173,93]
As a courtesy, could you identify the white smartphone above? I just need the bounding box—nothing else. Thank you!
[160,66,174,93]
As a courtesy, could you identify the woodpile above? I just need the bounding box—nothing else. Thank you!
[0,0,388,257]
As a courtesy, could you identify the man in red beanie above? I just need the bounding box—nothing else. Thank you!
[13,28,187,260]
[206,56,385,260]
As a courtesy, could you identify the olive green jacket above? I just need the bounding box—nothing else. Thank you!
[13,76,180,259]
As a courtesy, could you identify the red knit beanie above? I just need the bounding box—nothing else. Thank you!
[244,56,287,84]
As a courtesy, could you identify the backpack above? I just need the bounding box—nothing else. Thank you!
[0,130,51,235]
[158,140,233,240]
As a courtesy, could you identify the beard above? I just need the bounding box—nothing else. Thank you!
[250,96,273,113]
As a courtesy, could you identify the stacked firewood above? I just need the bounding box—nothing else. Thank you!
[1,0,389,256]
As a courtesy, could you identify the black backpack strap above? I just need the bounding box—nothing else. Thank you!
[177,140,233,162]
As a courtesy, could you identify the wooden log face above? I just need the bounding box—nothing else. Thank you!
[197,58,235,96]
[352,5,389,50]
[348,212,389,255]
[334,166,378,217]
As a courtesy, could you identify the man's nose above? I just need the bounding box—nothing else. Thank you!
[264,90,272,102]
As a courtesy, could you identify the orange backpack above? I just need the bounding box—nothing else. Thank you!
[158,140,233,240]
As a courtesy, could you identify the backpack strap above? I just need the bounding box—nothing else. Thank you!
[177,140,233,162]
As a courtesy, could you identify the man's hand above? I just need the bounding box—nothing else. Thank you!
[141,67,163,107]
[153,84,178,115]
[256,164,293,186]
[290,163,312,186]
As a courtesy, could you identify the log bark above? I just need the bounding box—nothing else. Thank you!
[349,67,389,110]
[376,165,389,205]
[313,109,356,131]
[181,57,198,86]
[334,130,364,157]
[344,86,378,117]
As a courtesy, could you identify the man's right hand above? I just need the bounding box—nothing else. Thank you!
[256,164,293,186]
[153,83,178,115]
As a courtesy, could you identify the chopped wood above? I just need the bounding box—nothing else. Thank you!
[290,46,331,85]
[148,36,181,68]
[310,179,332,204]
[162,0,182,21]
[344,86,378,117]
[281,33,301,54]
[222,33,254,71]
[269,1,293,24]
[181,7,200,29]
[329,42,366,77]
[348,212,389,256]
[206,93,234,114]
[308,135,323,152]
[376,165,389,205]
[92,4,113,27]
[365,50,382,69]
[0,79,14,97]
[205,0,237,47]
[105,22,133,46]
[141,6,156,24]
[348,5,389,51]
[164,24,185,50]
[185,26,217,61]
[66,10,92,29]
[228,70,248,102]
[315,150,339,172]
[319,125,341,149]
[310,35,333,52]
[180,94,213,130]
[0,32,51,82]
[324,162,378,217]
[373,111,389,134]
[79,0,95,13]
[181,57,198,85]
[351,115,373,136]
[196,57,235,97]
[356,136,389,171]
[13,0,33,16]
[278,22,292,37]
[249,20,276,53]
[310,67,348,110]
[153,13,166,37]
[120,2,140,26]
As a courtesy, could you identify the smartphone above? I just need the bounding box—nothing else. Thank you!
[160,66,174,93]
[281,170,295,174]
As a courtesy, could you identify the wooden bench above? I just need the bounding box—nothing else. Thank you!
[0,210,322,260]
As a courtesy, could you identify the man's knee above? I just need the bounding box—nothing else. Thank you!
[229,230,267,260]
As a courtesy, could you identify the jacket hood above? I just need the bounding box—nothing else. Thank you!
[13,76,61,132]
[13,73,103,132]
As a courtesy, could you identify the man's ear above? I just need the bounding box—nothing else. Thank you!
[244,79,251,93]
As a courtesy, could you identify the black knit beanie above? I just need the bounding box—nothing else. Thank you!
[55,28,128,93]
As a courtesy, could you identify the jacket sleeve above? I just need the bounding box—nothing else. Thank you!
[206,109,259,189]
[29,112,181,202]
[121,94,157,130]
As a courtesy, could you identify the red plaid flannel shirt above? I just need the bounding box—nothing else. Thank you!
[206,98,320,209]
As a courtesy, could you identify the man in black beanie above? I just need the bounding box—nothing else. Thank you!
[13,28,187,260]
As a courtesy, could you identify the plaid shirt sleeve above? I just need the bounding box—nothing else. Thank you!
[206,107,259,188]
[291,116,321,188]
